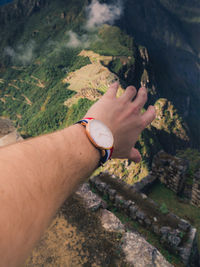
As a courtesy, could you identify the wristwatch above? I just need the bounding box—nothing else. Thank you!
[76,118,114,166]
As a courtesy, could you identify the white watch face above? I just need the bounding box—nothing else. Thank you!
[87,120,114,149]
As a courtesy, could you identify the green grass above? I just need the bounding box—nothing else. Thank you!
[148,182,200,249]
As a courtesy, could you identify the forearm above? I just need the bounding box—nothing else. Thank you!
[0,124,99,266]
[0,83,156,266]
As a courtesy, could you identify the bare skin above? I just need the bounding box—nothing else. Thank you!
[0,83,155,266]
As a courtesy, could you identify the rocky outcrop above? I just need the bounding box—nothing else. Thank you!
[0,118,15,137]
[0,118,23,147]
[122,232,172,267]
[118,0,200,148]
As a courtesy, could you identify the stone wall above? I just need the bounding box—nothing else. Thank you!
[76,182,173,267]
[152,151,188,194]
[89,173,199,266]
[191,169,200,207]
[152,151,200,208]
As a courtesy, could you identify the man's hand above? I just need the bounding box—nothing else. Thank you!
[85,82,156,163]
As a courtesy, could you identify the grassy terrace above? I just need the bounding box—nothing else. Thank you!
[148,182,200,250]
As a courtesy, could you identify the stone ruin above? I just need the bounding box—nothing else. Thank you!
[88,172,199,266]
[76,182,173,267]
[152,151,200,208]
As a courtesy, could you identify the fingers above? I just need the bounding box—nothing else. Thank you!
[104,82,119,98]
[120,86,137,103]
[141,105,156,128]
[129,148,141,163]
[131,87,147,112]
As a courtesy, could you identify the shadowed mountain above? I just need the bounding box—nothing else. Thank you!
[115,0,200,147]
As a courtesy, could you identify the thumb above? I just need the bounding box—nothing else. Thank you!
[129,147,142,163]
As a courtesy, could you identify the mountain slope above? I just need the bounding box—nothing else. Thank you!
[117,0,200,147]
[0,0,194,182]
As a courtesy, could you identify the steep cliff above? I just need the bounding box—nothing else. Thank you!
[117,0,200,147]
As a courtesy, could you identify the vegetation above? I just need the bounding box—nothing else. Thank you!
[148,182,200,249]
[90,25,135,57]
[160,203,169,214]
[177,148,200,175]
[0,47,91,136]
[65,98,95,126]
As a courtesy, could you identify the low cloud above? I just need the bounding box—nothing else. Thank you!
[64,1,124,48]
[4,1,124,62]
[65,31,90,48]
[85,0,123,30]
[4,40,36,65]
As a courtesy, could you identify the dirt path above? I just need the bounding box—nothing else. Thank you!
[25,194,126,267]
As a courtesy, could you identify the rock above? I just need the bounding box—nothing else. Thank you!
[153,217,158,222]
[144,217,152,226]
[178,247,191,265]
[122,232,172,266]
[141,193,148,199]
[129,205,138,220]
[100,209,125,233]
[104,184,111,194]
[167,234,181,248]
[160,226,171,236]
[136,210,145,221]
[153,225,160,235]
[107,188,116,201]
[0,118,23,147]
[160,226,171,242]
[76,183,107,210]
[0,130,23,147]
[124,200,134,212]
[178,219,191,232]
[114,194,124,208]
[0,118,15,137]
[89,175,100,185]
[96,181,106,193]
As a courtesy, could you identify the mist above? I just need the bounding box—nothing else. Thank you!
[65,31,90,48]
[85,0,124,30]
[4,40,36,65]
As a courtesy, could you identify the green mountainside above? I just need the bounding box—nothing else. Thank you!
[0,0,198,182]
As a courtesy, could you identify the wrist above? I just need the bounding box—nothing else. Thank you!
[75,118,114,166]
[71,124,101,168]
